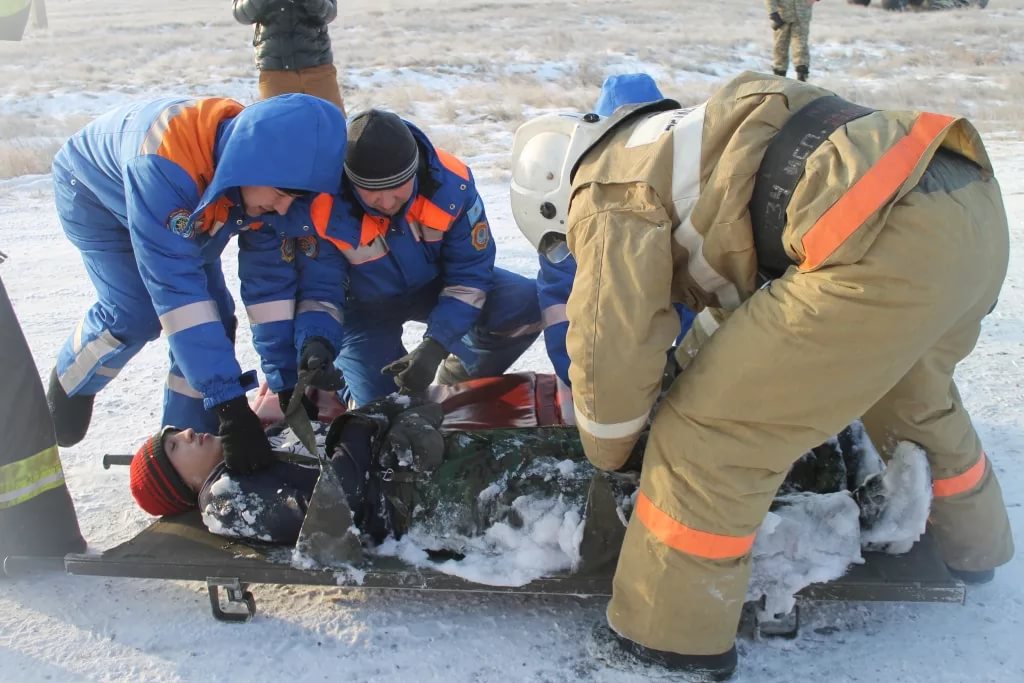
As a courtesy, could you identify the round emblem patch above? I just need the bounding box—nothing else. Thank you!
[297,235,319,258]
[471,221,490,251]
[166,209,194,239]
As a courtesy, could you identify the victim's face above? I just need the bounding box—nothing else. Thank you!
[239,186,299,217]
[354,178,415,216]
[164,428,224,491]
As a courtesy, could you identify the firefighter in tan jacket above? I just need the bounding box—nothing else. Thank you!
[509,71,1013,679]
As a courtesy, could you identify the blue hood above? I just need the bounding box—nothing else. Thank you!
[197,94,347,219]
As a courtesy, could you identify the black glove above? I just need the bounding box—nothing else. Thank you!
[661,347,681,393]
[299,337,345,391]
[215,396,276,474]
[769,11,785,30]
[278,388,319,421]
[378,401,445,472]
[380,338,448,396]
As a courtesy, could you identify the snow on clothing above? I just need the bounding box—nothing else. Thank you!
[197,409,911,609]
[52,95,347,434]
[292,121,541,405]
[565,71,1014,656]
[199,413,617,554]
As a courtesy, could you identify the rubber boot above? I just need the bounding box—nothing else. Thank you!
[46,368,95,447]
[606,625,737,681]
[795,65,809,82]
[772,68,787,77]
[946,566,995,585]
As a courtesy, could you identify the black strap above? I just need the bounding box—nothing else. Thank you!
[750,95,875,279]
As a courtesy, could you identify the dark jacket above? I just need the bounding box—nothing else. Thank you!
[233,0,337,72]
[198,412,394,545]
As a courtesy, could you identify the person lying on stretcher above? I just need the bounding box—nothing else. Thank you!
[127,391,927,581]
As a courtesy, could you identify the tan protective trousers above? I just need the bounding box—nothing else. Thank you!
[608,165,1014,655]
[258,63,345,115]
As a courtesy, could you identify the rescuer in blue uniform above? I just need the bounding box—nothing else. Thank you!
[47,94,347,473]
[293,109,542,406]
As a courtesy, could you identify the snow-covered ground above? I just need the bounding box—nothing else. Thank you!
[1,1,1023,680]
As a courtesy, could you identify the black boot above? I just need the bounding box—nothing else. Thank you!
[46,368,95,447]
[947,565,995,585]
[795,65,809,82]
[609,626,737,681]
[772,68,787,77]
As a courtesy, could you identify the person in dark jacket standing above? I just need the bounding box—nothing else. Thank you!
[233,0,345,113]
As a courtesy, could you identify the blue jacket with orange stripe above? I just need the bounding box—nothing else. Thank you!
[291,122,495,353]
[54,95,347,405]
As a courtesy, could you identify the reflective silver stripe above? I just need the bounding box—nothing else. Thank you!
[245,300,295,325]
[58,329,123,393]
[440,285,486,309]
[342,237,389,265]
[495,321,543,338]
[422,227,444,243]
[72,318,85,353]
[297,299,343,324]
[0,470,65,506]
[140,101,193,154]
[695,308,720,337]
[574,407,648,440]
[159,300,220,336]
[166,373,203,399]
[94,365,121,379]
[556,377,576,426]
[633,105,743,311]
[542,304,568,328]
[673,216,742,311]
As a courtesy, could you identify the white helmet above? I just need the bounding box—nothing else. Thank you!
[509,111,612,258]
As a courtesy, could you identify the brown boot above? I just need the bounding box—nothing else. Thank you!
[772,68,787,77]
[795,65,809,82]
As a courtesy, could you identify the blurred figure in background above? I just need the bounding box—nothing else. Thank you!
[767,0,819,81]
[233,0,345,113]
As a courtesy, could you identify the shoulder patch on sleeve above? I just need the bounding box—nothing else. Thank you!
[166,208,195,239]
[466,196,484,225]
[280,238,296,263]
[471,221,490,251]
[297,235,320,258]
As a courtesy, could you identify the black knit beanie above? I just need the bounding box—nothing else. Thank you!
[344,109,420,190]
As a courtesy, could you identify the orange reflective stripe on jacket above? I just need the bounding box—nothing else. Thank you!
[310,193,355,251]
[636,491,756,560]
[933,452,987,498]
[801,112,955,270]
[142,98,244,191]
[436,149,470,181]
[408,195,456,232]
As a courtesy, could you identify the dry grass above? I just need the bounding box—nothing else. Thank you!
[0,0,1022,178]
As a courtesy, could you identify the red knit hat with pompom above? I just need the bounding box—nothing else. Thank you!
[129,427,197,516]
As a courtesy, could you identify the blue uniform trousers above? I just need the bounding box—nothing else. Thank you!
[335,268,541,406]
[52,166,235,433]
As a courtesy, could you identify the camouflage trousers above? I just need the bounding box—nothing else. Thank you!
[768,0,815,72]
